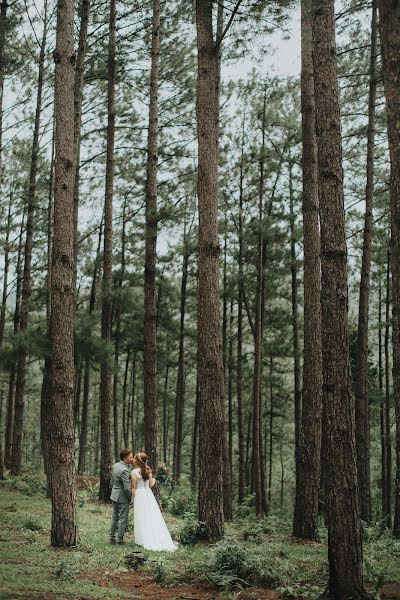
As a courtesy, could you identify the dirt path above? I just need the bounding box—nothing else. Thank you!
[84,569,283,600]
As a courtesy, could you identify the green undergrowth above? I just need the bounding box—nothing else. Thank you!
[0,474,399,599]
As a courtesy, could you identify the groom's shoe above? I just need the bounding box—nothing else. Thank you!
[109,539,116,545]
[116,540,125,545]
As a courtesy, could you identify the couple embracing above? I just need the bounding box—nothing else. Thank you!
[109,449,177,552]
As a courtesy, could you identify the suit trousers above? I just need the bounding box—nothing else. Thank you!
[110,500,130,542]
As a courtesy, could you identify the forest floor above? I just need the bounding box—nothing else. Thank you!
[0,473,400,600]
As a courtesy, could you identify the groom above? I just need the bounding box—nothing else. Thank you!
[109,449,134,545]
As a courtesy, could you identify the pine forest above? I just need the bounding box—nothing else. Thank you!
[0,0,400,598]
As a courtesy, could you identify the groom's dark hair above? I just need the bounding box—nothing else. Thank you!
[120,449,132,461]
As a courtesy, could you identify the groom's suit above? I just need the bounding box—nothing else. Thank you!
[109,460,132,543]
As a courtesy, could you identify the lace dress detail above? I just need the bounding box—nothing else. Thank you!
[132,468,176,552]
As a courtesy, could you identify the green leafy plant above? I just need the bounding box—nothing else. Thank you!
[179,514,207,545]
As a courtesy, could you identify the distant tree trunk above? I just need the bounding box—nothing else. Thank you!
[143,0,160,473]
[0,0,8,180]
[312,0,367,595]
[130,351,137,450]
[293,0,322,542]
[78,219,102,475]
[384,253,392,526]
[73,0,91,282]
[222,225,232,520]
[377,0,400,539]
[122,348,131,448]
[112,203,127,459]
[288,155,302,505]
[252,89,267,517]
[0,198,11,347]
[191,376,200,488]
[237,119,246,504]
[379,281,387,521]
[354,1,377,524]
[0,387,4,479]
[227,297,234,502]
[196,0,225,541]
[11,0,48,475]
[47,0,79,547]
[173,224,188,482]
[268,357,274,505]
[4,214,24,468]
[99,0,116,502]
[40,117,54,477]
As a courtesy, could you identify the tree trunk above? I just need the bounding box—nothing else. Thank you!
[268,357,274,506]
[47,0,79,547]
[0,387,4,479]
[191,376,200,488]
[289,155,302,524]
[99,0,116,502]
[11,0,48,475]
[40,117,55,477]
[293,0,322,542]
[196,0,225,541]
[237,119,246,504]
[173,224,188,482]
[0,198,11,347]
[384,252,392,526]
[252,89,267,517]
[377,0,400,539]
[143,0,160,474]
[73,0,91,284]
[4,213,24,468]
[78,218,102,475]
[0,0,8,181]
[312,0,367,595]
[122,348,131,448]
[354,1,377,524]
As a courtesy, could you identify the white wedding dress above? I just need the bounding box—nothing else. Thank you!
[132,467,177,552]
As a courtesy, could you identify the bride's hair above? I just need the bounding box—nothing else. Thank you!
[135,452,152,481]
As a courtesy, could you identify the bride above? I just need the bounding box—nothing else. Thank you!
[131,452,177,552]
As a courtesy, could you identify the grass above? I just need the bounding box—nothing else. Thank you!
[0,475,399,599]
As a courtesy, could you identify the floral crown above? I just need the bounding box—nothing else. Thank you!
[137,453,148,465]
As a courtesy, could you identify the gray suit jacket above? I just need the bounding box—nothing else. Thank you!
[110,461,131,503]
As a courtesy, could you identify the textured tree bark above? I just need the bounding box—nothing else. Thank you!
[40,116,54,478]
[48,0,79,547]
[196,0,225,541]
[11,0,48,475]
[4,214,24,469]
[191,375,200,488]
[377,0,400,539]
[293,0,322,541]
[312,0,367,595]
[289,156,302,525]
[0,199,11,347]
[252,89,267,517]
[99,0,116,502]
[0,0,8,181]
[237,119,246,504]
[173,222,188,482]
[354,1,377,524]
[143,0,160,474]
[384,252,392,526]
[78,221,102,474]
[73,0,91,282]
[122,348,131,448]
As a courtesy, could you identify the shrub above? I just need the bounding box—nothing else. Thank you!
[153,556,168,583]
[179,514,207,545]
[161,478,196,517]
[3,474,47,496]
[22,518,44,532]
[211,542,248,578]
